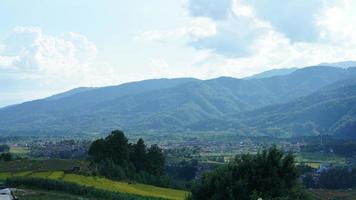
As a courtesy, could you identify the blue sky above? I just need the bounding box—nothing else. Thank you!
[1,0,356,106]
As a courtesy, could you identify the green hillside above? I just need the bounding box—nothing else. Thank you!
[189,80,356,138]
[0,66,356,137]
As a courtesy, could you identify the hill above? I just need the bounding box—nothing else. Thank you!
[188,79,356,138]
[244,67,298,79]
[0,66,356,137]
[318,60,356,68]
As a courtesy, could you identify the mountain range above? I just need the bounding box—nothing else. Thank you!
[0,65,356,138]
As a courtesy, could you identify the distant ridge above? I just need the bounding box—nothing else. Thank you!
[245,68,298,79]
[0,66,356,138]
[318,60,356,68]
[46,87,94,101]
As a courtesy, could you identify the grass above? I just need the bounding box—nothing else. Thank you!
[29,171,52,178]
[0,159,89,172]
[13,171,33,177]
[10,146,30,155]
[14,189,98,200]
[47,171,65,179]
[310,188,356,200]
[295,152,347,168]
[0,171,189,200]
[62,174,188,200]
[0,172,11,181]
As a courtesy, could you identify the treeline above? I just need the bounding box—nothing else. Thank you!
[5,176,162,200]
[0,144,11,161]
[88,130,165,183]
[166,159,198,181]
[303,167,356,189]
[188,147,312,200]
[30,140,90,159]
[0,144,9,152]
[301,142,356,157]
[0,152,12,161]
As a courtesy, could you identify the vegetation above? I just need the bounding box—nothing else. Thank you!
[310,189,356,200]
[10,146,30,155]
[14,189,101,200]
[89,130,165,182]
[301,141,356,157]
[0,158,89,172]
[0,152,12,161]
[6,177,162,200]
[189,147,312,200]
[1,66,356,138]
[0,144,9,152]
[303,167,356,189]
[0,171,188,200]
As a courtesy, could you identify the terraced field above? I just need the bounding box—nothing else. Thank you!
[0,171,188,200]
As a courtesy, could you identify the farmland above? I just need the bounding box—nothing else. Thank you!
[0,171,188,200]
[0,159,90,172]
[9,146,30,155]
[311,189,356,200]
[14,189,99,200]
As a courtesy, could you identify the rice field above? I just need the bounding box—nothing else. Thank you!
[0,171,189,200]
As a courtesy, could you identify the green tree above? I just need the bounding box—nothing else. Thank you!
[0,152,12,161]
[147,144,165,176]
[189,146,312,200]
[131,138,147,172]
[0,144,10,153]
[88,138,106,162]
[105,130,129,166]
[88,130,166,183]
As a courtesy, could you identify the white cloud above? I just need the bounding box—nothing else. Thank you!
[140,0,356,79]
[0,26,117,106]
[317,0,356,45]
[135,17,216,42]
[0,26,114,86]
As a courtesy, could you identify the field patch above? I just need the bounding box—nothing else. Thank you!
[0,171,188,200]
[10,146,30,155]
[311,189,356,200]
[0,159,89,172]
[14,188,98,200]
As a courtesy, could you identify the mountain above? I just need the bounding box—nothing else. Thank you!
[188,79,356,138]
[318,61,356,68]
[45,87,94,101]
[245,68,298,79]
[0,66,356,137]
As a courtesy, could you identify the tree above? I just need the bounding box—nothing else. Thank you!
[0,144,10,153]
[105,130,129,165]
[147,144,165,176]
[318,168,356,189]
[131,138,147,172]
[0,153,12,161]
[88,139,106,162]
[189,146,312,200]
[88,130,166,182]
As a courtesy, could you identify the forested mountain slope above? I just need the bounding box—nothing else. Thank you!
[0,66,355,136]
[188,79,356,138]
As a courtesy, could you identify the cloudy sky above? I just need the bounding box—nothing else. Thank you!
[1,0,356,107]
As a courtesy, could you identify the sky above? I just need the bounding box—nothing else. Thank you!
[1,0,356,107]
